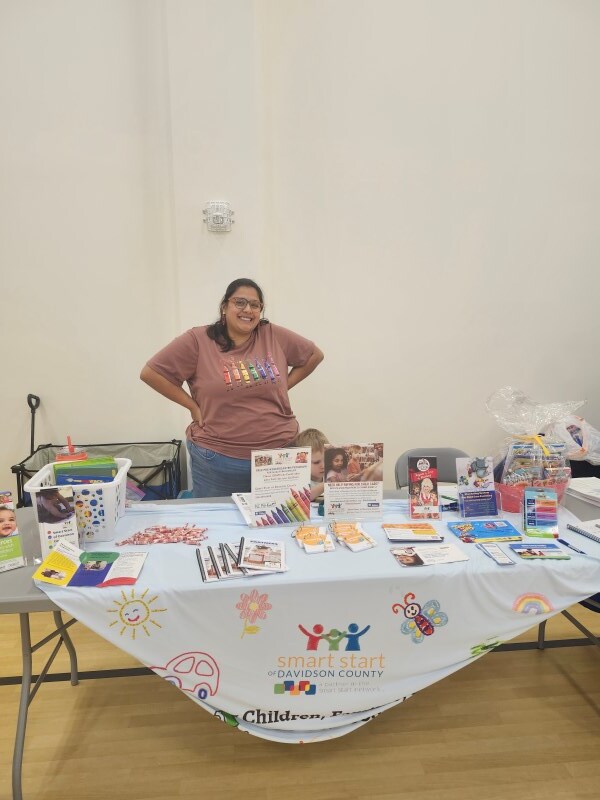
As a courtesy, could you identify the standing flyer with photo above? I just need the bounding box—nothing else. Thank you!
[456,456,498,518]
[250,447,311,527]
[408,457,440,520]
[0,490,25,573]
[323,442,384,520]
[34,486,80,558]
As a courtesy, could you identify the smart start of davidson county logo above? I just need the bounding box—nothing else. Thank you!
[269,621,386,683]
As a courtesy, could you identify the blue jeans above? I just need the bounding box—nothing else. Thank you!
[187,441,251,498]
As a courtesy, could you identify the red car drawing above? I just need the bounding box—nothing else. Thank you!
[151,651,220,700]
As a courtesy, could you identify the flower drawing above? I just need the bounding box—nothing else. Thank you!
[236,589,272,637]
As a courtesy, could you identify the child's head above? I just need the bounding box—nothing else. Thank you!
[296,428,329,481]
[0,506,17,537]
[325,447,348,474]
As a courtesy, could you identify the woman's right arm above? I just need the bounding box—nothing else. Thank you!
[140,365,203,423]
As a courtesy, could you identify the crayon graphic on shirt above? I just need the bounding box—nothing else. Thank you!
[239,361,251,386]
[264,360,276,382]
[247,361,260,382]
[267,353,281,378]
[230,359,242,386]
[254,358,267,380]
[223,364,233,390]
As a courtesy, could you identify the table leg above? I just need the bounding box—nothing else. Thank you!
[12,613,32,800]
[53,610,79,685]
[12,611,79,800]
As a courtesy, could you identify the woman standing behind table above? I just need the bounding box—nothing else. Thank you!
[140,278,324,498]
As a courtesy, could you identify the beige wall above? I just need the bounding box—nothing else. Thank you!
[1,0,599,491]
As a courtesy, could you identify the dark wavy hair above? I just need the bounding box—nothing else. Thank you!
[206,278,269,352]
[324,447,349,473]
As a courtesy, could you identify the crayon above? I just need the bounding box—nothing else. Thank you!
[255,358,267,380]
[239,361,251,385]
[291,488,310,516]
[247,361,260,382]
[278,504,294,523]
[267,353,281,378]
[287,498,306,522]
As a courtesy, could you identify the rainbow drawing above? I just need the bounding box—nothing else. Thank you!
[512,593,554,615]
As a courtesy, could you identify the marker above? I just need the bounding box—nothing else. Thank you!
[557,538,586,555]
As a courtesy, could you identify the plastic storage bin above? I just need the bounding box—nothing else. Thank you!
[12,440,182,507]
[24,458,131,543]
[495,481,568,514]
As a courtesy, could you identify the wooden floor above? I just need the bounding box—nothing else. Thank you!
[1,610,599,800]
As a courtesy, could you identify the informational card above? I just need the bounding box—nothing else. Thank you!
[509,542,570,560]
[249,448,311,527]
[0,490,25,573]
[456,456,498,518]
[390,543,469,567]
[33,540,147,587]
[408,456,440,520]
[382,523,444,543]
[323,442,384,520]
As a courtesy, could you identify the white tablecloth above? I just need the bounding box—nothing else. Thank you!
[37,501,600,743]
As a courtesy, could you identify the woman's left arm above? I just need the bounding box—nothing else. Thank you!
[287,346,324,390]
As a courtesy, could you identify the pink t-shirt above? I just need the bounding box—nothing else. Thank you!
[146,322,316,459]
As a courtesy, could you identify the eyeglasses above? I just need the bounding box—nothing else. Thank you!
[229,297,263,311]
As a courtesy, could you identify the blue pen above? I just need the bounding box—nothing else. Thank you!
[557,538,586,555]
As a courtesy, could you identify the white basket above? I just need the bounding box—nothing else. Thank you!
[24,458,131,542]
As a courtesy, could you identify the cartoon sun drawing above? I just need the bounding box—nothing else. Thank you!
[107,587,167,639]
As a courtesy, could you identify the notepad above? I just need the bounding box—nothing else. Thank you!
[566,519,600,545]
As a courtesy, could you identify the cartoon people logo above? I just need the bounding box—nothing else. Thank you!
[236,589,272,637]
[392,592,448,644]
[107,588,166,640]
[298,622,371,651]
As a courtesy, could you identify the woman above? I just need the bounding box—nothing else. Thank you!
[140,278,324,497]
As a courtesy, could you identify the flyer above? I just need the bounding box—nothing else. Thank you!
[249,448,312,527]
[33,540,148,587]
[323,442,384,520]
[456,456,498,517]
[0,490,25,573]
[408,456,440,520]
[34,486,80,558]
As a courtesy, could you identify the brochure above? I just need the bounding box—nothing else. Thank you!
[509,542,570,560]
[329,522,377,551]
[323,442,384,520]
[456,456,498,517]
[33,540,148,586]
[390,543,469,567]
[238,537,287,571]
[0,490,25,573]
[447,519,522,544]
[293,526,335,553]
[34,486,80,558]
[382,522,444,543]
[408,457,440,520]
[248,448,312,527]
[523,487,558,538]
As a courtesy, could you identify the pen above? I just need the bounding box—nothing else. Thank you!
[557,538,586,555]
